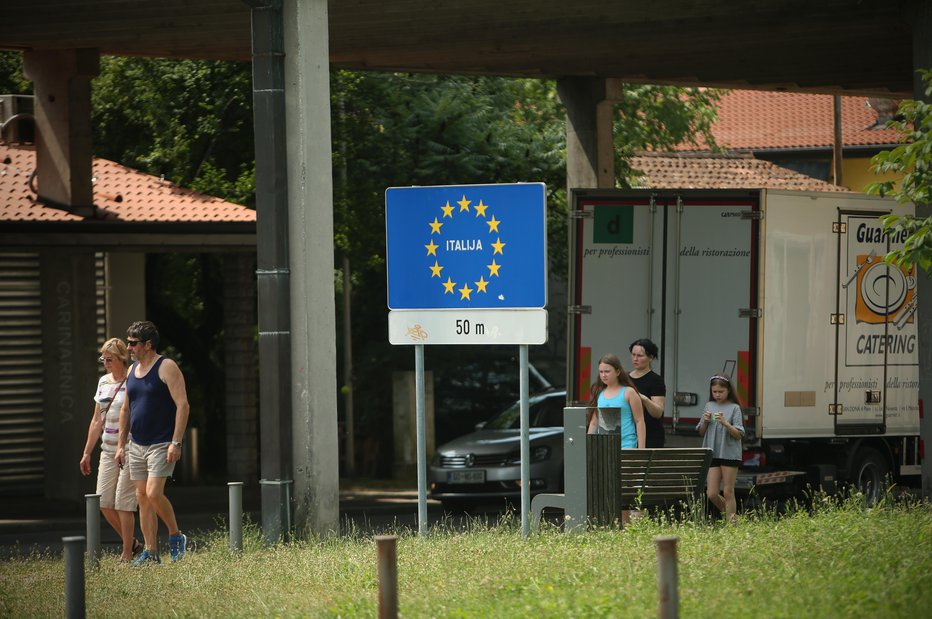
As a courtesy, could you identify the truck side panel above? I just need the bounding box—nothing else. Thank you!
[760,191,919,439]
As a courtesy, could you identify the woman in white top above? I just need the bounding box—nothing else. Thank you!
[79,338,139,561]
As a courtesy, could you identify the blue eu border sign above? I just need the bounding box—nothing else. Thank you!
[386,183,548,345]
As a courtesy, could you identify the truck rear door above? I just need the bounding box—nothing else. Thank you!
[665,196,760,436]
[568,190,760,440]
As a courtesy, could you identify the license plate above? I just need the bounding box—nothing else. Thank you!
[447,470,485,484]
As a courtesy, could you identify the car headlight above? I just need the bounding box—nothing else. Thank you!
[506,446,551,464]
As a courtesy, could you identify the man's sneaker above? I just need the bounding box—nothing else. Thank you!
[168,532,187,562]
[131,549,161,567]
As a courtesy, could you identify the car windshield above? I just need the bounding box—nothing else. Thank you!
[483,394,565,430]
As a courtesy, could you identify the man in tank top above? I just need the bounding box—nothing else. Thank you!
[115,320,190,566]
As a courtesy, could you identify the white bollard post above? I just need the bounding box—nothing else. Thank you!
[229,481,244,552]
[63,536,86,619]
[84,493,101,568]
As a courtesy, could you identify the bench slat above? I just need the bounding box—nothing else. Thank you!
[580,437,712,522]
[619,447,712,508]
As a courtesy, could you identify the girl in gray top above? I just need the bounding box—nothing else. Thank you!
[697,375,745,523]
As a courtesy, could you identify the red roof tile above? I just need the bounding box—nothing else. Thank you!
[630,152,848,192]
[0,144,255,223]
[679,90,902,152]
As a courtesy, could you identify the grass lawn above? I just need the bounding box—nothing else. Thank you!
[1,493,930,618]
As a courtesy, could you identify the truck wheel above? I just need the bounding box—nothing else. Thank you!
[851,447,889,505]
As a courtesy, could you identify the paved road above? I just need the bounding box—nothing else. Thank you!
[0,484,512,558]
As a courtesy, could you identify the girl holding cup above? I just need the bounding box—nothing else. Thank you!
[697,374,745,523]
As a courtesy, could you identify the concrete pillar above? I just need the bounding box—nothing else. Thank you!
[392,371,435,480]
[282,0,339,536]
[912,0,932,500]
[223,254,259,485]
[557,77,623,192]
[104,252,146,337]
[40,251,98,501]
[553,78,621,384]
[21,49,99,215]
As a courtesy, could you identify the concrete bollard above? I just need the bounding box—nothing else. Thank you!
[84,494,101,568]
[655,535,679,619]
[63,536,86,619]
[229,481,244,552]
[259,478,293,546]
[375,535,398,619]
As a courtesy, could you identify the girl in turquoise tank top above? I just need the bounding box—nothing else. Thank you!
[587,353,645,448]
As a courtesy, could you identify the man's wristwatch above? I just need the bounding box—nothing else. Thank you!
[171,440,183,448]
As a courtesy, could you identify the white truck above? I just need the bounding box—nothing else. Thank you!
[567,189,921,501]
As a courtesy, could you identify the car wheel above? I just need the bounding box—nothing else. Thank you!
[851,446,889,505]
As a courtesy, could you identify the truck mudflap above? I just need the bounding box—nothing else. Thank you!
[735,469,807,491]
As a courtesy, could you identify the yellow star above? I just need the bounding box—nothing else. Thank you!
[474,200,488,217]
[487,259,501,277]
[486,215,500,233]
[429,217,443,234]
[441,201,454,218]
[475,276,489,293]
[442,277,456,294]
[491,237,506,255]
[425,239,438,256]
[457,195,471,212]
[429,261,443,278]
[459,283,474,300]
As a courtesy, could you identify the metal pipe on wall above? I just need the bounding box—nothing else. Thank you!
[246,0,294,539]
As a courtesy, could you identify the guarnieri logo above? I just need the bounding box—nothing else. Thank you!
[851,253,916,326]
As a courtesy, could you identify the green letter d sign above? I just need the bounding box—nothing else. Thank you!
[593,204,634,244]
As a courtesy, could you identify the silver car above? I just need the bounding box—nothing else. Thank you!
[429,389,566,509]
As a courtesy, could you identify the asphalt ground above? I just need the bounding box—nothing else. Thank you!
[0,484,420,558]
[0,483,518,558]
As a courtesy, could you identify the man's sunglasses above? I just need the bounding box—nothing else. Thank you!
[126,339,147,347]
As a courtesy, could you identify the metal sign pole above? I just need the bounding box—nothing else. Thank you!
[415,343,428,536]
[520,344,530,538]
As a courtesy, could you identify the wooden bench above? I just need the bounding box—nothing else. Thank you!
[530,407,712,532]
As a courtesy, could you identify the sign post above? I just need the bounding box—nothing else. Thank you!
[385,183,548,537]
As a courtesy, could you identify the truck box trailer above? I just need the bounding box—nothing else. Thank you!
[568,189,921,500]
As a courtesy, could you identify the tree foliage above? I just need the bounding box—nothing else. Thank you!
[615,84,721,184]
[867,69,932,275]
[0,52,29,94]
[92,57,256,205]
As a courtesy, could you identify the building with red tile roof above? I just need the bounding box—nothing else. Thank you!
[682,90,900,152]
[0,143,255,224]
[676,90,903,192]
[629,152,847,193]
